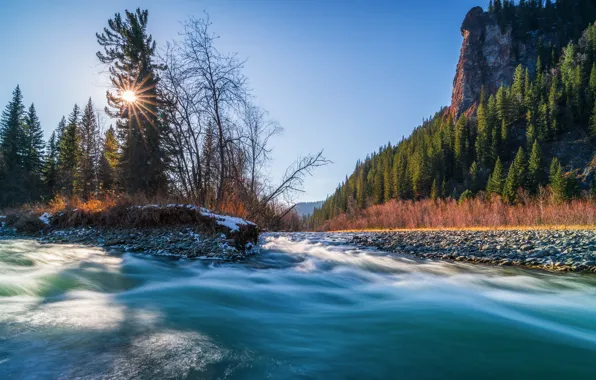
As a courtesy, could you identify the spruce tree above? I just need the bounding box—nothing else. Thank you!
[98,126,119,194]
[22,103,45,201]
[527,140,542,193]
[549,157,565,201]
[590,100,596,136]
[79,98,99,200]
[468,161,479,193]
[430,178,439,200]
[475,88,490,166]
[57,104,81,197]
[42,131,59,200]
[0,86,26,206]
[487,157,505,196]
[97,8,168,196]
[503,147,526,203]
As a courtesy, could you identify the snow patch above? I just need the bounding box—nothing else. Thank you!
[127,204,255,232]
[39,213,52,225]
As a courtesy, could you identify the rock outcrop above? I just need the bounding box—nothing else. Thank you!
[450,7,540,117]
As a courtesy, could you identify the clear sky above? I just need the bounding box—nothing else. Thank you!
[0,0,482,202]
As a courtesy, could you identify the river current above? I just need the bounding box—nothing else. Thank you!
[1,233,596,379]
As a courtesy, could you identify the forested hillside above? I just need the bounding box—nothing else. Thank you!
[311,0,596,228]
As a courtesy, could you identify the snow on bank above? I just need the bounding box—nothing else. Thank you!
[130,204,255,232]
[39,213,52,225]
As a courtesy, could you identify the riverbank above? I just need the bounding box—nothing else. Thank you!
[0,204,259,260]
[351,229,596,272]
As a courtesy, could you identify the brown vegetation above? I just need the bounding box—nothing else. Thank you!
[2,195,259,243]
[316,197,596,231]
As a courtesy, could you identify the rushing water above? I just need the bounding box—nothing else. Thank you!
[1,233,596,379]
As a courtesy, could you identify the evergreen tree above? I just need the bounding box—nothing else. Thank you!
[0,86,26,206]
[22,103,45,201]
[97,8,168,196]
[42,131,59,199]
[98,126,119,194]
[503,147,526,203]
[468,161,480,193]
[487,157,505,195]
[79,98,100,200]
[527,140,542,193]
[512,64,525,112]
[430,178,439,200]
[454,116,469,177]
[459,189,474,204]
[590,100,596,136]
[549,157,566,201]
[475,88,490,166]
[57,104,81,197]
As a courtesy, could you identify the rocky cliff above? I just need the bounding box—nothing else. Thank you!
[451,7,541,117]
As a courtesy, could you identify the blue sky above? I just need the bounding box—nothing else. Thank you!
[0,0,482,202]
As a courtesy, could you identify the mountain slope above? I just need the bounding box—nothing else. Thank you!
[311,0,596,227]
[294,201,324,217]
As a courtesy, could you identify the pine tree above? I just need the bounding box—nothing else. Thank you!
[549,157,565,201]
[527,140,542,193]
[57,104,81,197]
[590,63,596,98]
[548,75,560,137]
[22,103,45,201]
[503,147,526,203]
[0,86,26,206]
[98,126,119,194]
[430,178,439,200]
[590,100,596,136]
[487,157,505,196]
[475,88,490,166]
[468,161,480,192]
[97,9,168,196]
[512,64,525,112]
[79,98,100,200]
[526,110,537,147]
[454,116,469,178]
[42,131,59,199]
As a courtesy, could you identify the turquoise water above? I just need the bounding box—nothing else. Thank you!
[1,233,596,379]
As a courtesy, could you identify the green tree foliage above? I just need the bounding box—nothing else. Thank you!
[22,103,45,201]
[487,157,505,196]
[97,8,168,196]
[0,86,27,206]
[98,126,119,194]
[57,104,81,197]
[79,99,100,200]
[42,131,59,199]
[459,189,474,204]
[503,147,526,203]
[527,140,542,193]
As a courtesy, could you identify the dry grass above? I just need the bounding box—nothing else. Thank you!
[3,194,225,230]
[319,197,596,231]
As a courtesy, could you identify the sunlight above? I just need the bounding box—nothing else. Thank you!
[121,90,137,103]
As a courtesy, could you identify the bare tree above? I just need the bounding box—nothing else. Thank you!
[241,103,282,195]
[180,15,247,208]
[159,13,329,226]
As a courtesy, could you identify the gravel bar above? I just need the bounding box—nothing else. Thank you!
[351,229,596,272]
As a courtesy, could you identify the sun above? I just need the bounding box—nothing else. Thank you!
[121,90,137,103]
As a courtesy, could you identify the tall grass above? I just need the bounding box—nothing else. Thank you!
[318,197,596,231]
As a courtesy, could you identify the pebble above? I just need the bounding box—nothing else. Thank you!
[351,229,596,273]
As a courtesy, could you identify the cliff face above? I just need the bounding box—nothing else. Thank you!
[450,7,537,117]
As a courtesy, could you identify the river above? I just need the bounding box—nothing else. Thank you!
[1,233,596,379]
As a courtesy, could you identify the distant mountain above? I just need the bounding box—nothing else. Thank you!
[294,201,324,217]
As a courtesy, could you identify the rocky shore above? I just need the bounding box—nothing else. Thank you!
[0,205,259,260]
[351,229,596,273]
